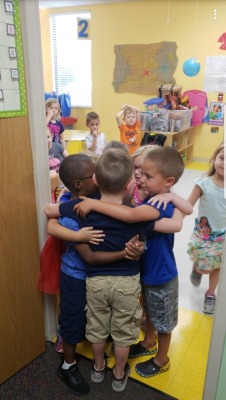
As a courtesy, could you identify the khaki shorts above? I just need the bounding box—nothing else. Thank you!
[85,274,142,347]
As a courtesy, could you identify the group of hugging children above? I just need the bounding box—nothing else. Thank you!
[44,98,225,396]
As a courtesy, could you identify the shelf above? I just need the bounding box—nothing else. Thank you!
[145,126,197,165]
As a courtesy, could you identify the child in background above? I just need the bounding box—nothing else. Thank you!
[188,142,226,314]
[85,112,107,155]
[46,98,65,148]
[74,146,193,378]
[116,104,141,155]
[47,128,68,164]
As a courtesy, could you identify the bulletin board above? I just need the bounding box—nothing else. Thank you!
[0,0,27,118]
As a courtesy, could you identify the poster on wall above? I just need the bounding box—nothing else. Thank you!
[112,42,178,95]
[208,102,224,126]
[0,0,27,118]
[204,56,226,92]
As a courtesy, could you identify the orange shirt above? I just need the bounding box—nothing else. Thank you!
[119,121,141,155]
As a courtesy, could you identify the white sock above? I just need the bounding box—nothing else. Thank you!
[62,360,76,370]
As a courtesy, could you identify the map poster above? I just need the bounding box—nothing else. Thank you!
[0,0,27,118]
[112,41,178,95]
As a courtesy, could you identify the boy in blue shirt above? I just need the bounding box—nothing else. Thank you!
[74,146,192,379]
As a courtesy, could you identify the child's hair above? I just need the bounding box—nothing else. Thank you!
[59,153,97,192]
[131,144,160,161]
[86,112,100,124]
[123,107,136,119]
[103,140,129,153]
[207,142,224,177]
[144,146,184,183]
[45,98,61,120]
[95,149,133,194]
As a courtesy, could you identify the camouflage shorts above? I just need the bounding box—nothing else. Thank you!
[142,276,178,333]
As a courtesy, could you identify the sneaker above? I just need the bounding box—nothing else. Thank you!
[91,355,107,383]
[112,362,130,393]
[190,266,202,286]
[203,294,216,314]
[135,357,170,378]
[128,341,157,359]
[57,363,89,396]
[55,335,64,353]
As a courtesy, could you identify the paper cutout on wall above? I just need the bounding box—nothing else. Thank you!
[112,42,178,94]
[218,33,226,50]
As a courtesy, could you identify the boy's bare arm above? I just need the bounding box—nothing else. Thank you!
[75,234,144,265]
[74,197,160,222]
[154,208,183,233]
[187,184,203,206]
[115,108,124,126]
[44,202,61,218]
[149,192,193,215]
[47,218,105,244]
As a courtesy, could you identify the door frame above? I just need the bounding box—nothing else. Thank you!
[20,0,57,340]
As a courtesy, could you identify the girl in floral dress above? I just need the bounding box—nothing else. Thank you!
[187,142,226,314]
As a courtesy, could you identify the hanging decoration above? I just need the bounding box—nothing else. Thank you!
[183,58,200,77]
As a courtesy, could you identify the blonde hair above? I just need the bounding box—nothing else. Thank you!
[131,144,160,161]
[45,98,61,120]
[206,142,225,177]
[123,107,136,119]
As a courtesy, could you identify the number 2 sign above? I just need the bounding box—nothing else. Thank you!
[78,18,90,39]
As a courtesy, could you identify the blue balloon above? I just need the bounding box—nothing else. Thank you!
[183,58,200,77]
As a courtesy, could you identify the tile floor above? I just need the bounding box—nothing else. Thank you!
[76,164,214,400]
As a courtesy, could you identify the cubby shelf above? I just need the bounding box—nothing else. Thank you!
[163,127,196,165]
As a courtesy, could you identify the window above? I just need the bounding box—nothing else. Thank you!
[49,11,91,107]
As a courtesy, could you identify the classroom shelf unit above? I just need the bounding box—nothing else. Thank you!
[163,126,196,165]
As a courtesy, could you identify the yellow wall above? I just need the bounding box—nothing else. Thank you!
[40,0,225,160]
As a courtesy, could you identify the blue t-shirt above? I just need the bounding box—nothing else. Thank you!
[59,216,86,280]
[59,199,155,277]
[141,200,177,286]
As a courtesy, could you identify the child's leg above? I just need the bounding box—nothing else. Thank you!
[206,268,220,295]
[154,332,171,366]
[113,345,129,378]
[92,342,107,370]
[140,317,156,348]
[62,341,76,364]
[57,272,89,395]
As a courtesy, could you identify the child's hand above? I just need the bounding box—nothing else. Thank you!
[47,107,54,118]
[73,197,96,218]
[78,227,105,244]
[148,193,173,210]
[125,234,145,260]
[92,129,98,137]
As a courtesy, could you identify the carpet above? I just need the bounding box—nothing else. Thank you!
[0,342,178,400]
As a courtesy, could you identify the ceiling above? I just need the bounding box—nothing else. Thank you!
[39,0,136,10]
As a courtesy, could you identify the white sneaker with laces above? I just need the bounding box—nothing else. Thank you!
[203,294,216,314]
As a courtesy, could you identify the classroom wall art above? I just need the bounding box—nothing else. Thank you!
[0,0,27,118]
[112,41,178,95]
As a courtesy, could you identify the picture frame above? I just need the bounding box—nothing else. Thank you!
[208,102,224,126]
[4,0,14,13]
[7,23,15,36]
